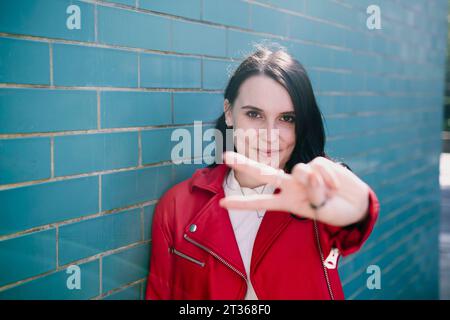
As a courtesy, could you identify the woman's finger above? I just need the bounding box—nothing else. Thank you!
[291,162,312,186]
[219,194,284,211]
[309,160,340,190]
[222,151,292,188]
[306,170,328,209]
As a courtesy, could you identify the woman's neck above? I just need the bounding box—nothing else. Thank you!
[234,169,262,189]
[234,168,275,189]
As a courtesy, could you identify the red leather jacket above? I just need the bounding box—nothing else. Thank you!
[145,163,380,300]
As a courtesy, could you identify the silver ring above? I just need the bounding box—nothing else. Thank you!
[309,197,328,210]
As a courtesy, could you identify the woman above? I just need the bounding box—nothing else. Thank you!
[145,44,380,300]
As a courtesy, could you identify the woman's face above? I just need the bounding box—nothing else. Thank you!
[224,74,296,170]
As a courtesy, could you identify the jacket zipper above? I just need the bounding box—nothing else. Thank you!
[170,247,206,267]
[313,219,335,300]
[184,233,248,282]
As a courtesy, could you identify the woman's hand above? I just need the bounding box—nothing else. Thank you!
[218,151,370,227]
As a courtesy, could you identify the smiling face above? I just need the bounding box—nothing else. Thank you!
[224,74,296,170]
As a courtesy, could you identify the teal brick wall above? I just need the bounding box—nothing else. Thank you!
[0,0,447,299]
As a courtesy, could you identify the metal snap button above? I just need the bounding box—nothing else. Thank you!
[189,224,197,232]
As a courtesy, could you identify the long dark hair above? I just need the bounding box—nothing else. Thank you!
[208,42,329,174]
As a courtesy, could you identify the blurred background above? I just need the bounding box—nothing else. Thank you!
[440,0,450,300]
[0,0,449,299]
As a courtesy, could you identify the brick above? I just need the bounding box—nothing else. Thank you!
[54,132,138,176]
[0,88,97,134]
[143,204,155,240]
[290,16,347,47]
[101,164,172,211]
[172,20,226,57]
[103,282,141,300]
[0,137,50,185]
[317,70,346,92]
[0,37,49,85]
[0,229,56,287]
[0,0,95,42]
[141,128,176,164]
[262,0,304,12]
[0,177,98,236]
[172,162,206,185]
[202,59,239,90]
[140,53,201,88]
[101,243,150,293]
[148,124,215,165]
[289,42,334,69]
[250,4,289,36]
[173,92,223,124]
[139,0,201,20]
[289,15,323,43]
[98,5,170,51]
[203,0,249,28]
[53,44,138,87]
[227,29,269,59]
[101,91,171,128]
[305,0,355,27]
[106,0,136,6]
[58,208,141,265]
[0,260,99,299]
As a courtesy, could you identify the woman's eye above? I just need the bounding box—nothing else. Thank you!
[281,115,295,123]
[246,111,261,119]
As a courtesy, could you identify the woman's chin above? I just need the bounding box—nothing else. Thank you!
[257,153,284,168]
[239,149,284,168]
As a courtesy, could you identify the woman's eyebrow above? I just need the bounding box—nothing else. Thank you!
[241,105,263,111]
[241,105,295,115]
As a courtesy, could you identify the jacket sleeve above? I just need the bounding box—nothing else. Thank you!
[318,162,380,257]
[145,193,175,300]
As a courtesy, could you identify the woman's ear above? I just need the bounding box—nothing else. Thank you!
[224,99,233,127]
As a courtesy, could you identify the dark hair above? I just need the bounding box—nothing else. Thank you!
[208,42,329,174]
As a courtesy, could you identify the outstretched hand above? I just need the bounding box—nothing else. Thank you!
[218,151,370,227]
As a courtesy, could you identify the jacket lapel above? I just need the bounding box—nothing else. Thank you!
[186,163,293,279]
[186,164,247,277]
[250,191,293,275]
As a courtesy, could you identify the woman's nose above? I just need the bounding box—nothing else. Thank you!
[259,124,280,148]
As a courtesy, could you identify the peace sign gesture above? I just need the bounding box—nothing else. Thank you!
[218,151,370,227]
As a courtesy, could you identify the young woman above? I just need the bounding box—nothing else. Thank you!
[145,44,380,300]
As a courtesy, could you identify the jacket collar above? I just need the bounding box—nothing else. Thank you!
[185,163,293,279]
[188,163,230,194]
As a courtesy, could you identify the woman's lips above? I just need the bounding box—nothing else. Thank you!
[257,148,280,155]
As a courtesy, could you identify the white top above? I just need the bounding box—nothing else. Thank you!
[222,168,276,300]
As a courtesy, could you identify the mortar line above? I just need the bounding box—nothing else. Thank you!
[97,90,101,129]
[50,136,55,178]
[49,42,54,86]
